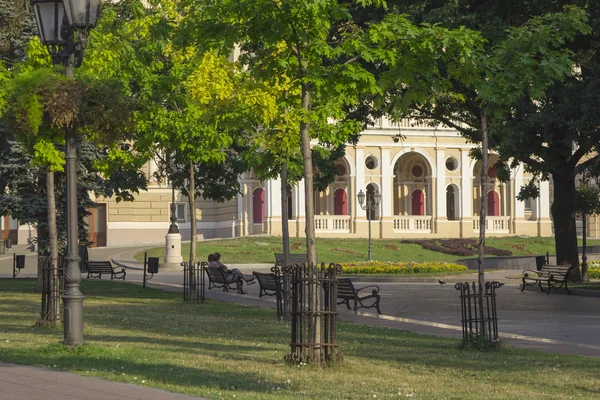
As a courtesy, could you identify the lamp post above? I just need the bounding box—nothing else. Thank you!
[357,189,381,261]
[31,0,101,346]
[164,155,182,266]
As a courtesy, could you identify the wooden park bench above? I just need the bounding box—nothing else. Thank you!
[205,265,240,292]
[521,264,575,295]
[274,253,309,267]
[253,271,283,318]
[252,271,282,298]
[337,278,382,314]
[86,261,126,280]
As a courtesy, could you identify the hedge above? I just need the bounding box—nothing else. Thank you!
[339,261,468,275]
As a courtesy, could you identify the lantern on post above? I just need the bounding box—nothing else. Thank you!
[30,0,101,347]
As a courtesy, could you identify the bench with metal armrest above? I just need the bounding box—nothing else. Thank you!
[522,264,574,295]
[337,278,382,314]
[86,261,126,280]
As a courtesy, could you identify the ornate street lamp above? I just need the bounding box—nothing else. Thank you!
[31,0,101,346]
[357,189,381,261]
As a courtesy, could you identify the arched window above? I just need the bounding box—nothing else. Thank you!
[253,188,265,223]
[446,186,455,220]
[411,189,424,216]
[487,191,499,216]
[334,189,347,215]
[366,184,378,220]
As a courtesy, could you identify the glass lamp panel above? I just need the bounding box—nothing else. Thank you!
[31,0,64,45]
[357,190,365,206]
[63,0,101,29]
[374,191,381,206]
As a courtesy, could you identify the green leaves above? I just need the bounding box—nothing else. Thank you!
[480,5,591,106]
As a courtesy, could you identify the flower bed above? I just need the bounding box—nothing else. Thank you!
[340,261,468,275]
[585,262,600,279]
[401,239,512,257]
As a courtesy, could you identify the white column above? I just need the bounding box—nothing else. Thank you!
[267,178,282,217]
[297,178,306,217]
[355,149,365,217]
[425,177,432,215]
[539,180,551,219]
[381,149,392,217]
[513,165,524,219]
[147,158,159,184]
[436,149,446,218]
[461,150,472,218]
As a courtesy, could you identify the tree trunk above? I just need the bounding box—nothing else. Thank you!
[300,84,317,265]
[187,161,197,289]
[477,113,489,340]
[46,169,60,323]
[281,162,291,316]
[299,80,321,361]
[551,168,581,282]
[35,172,47,293]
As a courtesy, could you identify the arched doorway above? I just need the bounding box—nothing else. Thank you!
[487,191,499,216]
[446,186,456,220]
[392,151,432,216]
[334,189,347,215]
[253,188,265,224]
[366,184,379,220]
[411,189,424,216]
[286,185,293,220]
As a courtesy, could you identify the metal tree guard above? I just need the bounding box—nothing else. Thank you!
[183,261,205,303]
[285,262,341,364]
[271,266,284,320]
[455,281,501,344]
[39,255,64,324]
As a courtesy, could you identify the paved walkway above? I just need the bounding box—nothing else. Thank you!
[2,244,600,399]
[0,363,206,400]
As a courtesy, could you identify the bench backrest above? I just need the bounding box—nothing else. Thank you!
[205,265,227,283]
[87,261,113,272]
[274,253,309,267]
[540,265,574,280]
[337,278,356,298]
[253,272,280,291]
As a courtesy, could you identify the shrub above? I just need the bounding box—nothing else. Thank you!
[339,261,468,275]
[587,265,600,279]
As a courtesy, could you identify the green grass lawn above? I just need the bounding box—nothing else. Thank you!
[1,279,600,399]
[135,236,600,264]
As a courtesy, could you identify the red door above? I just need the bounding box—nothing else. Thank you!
[411,190,424,215]
[253,188,265,223]
[334,189,347,215]
[487,191,499,216]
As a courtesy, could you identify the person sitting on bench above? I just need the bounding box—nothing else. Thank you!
[211,253,255,294]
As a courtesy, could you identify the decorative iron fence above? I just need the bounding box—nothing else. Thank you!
[454,281,501,344]
[183,261,205,303]
[39,255,64,324]
[285,262,341,364]
[271,266,284,320]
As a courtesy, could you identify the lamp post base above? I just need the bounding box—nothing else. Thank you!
[62,284,85,346]
[165,233,183,264]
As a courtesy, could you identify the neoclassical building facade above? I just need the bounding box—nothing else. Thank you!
[6,118,595,247]
[88,118,559,246]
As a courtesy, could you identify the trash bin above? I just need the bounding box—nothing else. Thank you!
[535,255,546,271]
[79,245,89,273]
[5,238,12,249]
